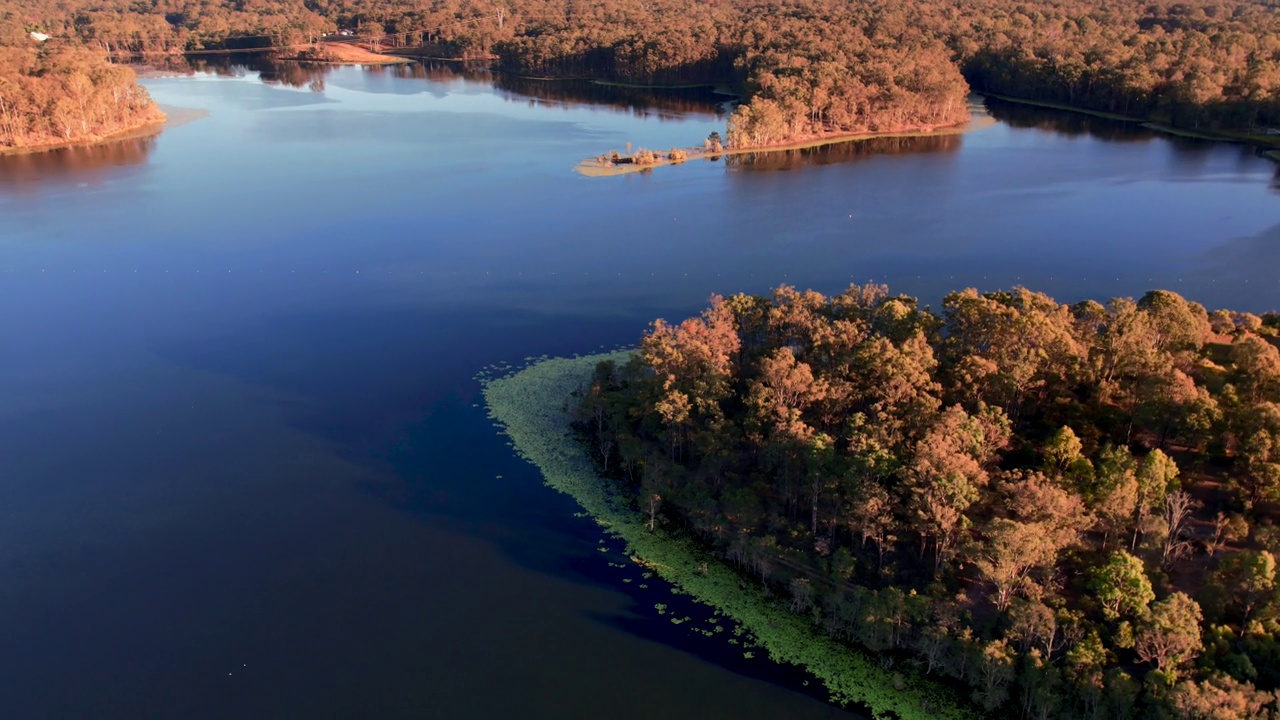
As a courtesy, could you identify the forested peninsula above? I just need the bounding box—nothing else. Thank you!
[6,0,1280,152]
[0,22,163,152]
[543,285,1280,719]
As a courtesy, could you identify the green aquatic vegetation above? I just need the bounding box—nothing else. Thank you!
[483,352,975,720]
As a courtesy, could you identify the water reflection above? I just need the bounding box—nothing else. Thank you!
[389,60,493,86]
[113,56,1280,184]
[982,95,1280,180]
[140,54,325,89]
[490,73,728,120]
[140,55,731,117]
[0,134,157,188]
[983,97,1155,143]
[256,59,330,92]
[727,133,962,172]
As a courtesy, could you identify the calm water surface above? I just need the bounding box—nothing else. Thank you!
[0,62,1278,718]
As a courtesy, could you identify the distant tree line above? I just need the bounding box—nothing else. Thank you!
[578,284,1280,719]
[7,0,1280,147]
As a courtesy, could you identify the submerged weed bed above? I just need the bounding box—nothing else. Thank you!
[482,352,975,720]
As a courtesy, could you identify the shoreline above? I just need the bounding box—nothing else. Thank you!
[0,111,169,157]
[590,79,734,93]
[384,49,497,63]
[577,98,994,177]
[481,352,974,720]
[0,104,208,158]
[491,71,736,93]
[983,92,1280,158]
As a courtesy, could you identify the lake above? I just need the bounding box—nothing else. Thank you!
[0,60,1277,718]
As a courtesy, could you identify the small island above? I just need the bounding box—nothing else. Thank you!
[579,98,996,177]
[488,284,1280,719]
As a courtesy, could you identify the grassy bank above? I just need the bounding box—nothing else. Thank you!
[482,352,976,720]
[279,42,411,65]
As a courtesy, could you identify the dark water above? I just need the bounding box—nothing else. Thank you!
[0,61,1277,719]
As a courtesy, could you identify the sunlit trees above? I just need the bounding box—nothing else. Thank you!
[15,0,1280,147]
[1169,674,1273,720]
[1091,445,1139,550]
[907,405,1008,574]
[976,472,1087,611]
[583,284,1280,718]
[1134,592,1204,673]
[1134,448,1179,551]
[0,31,163,149]
[357,20,384,51]
[1213,550,1277,627]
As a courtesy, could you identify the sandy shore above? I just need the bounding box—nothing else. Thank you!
[157,105,209,128]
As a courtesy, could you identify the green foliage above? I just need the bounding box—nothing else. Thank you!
[1134,592,1204,674]
[1044,426,1083,472]
[1211,550,1278,626]
[1091,551,1155,621]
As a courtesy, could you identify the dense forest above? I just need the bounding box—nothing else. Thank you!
[577,285,1280,719]
[0,20,162,151]
[7,0,1280,147]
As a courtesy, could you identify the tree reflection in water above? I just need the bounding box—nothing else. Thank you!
[0,135,157,190]
[725,133,962,172]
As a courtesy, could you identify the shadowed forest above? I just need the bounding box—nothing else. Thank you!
[4,0,1280,150]
[579,286,1280,719]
